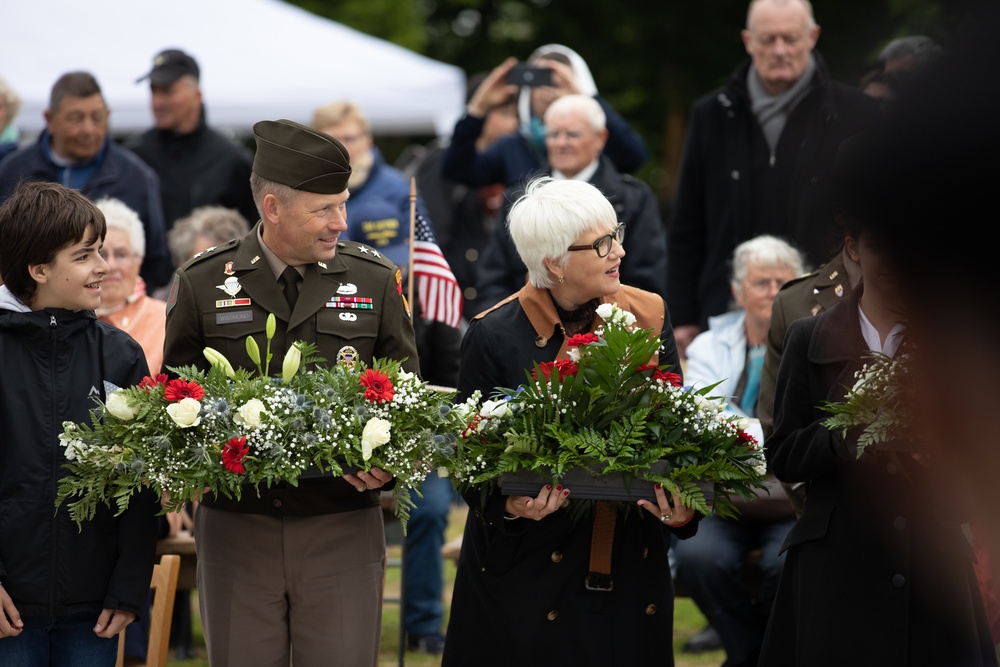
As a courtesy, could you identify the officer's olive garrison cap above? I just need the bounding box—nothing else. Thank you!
[252,119,351,194]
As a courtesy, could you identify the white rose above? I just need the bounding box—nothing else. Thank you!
[595,303,615,321]
[479,398,512,419]
[735,417,751,431]
[361,417,392,461]
[622,311,637,326]
[234,399,269,427]
[105,391,139,421]
[166,397,202,428]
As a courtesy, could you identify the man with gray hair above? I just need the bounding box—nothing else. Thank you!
[667,0,879,359]
[0,70,171,290]
[473,93,667,314]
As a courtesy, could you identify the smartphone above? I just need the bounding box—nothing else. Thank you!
[506,64,553,87]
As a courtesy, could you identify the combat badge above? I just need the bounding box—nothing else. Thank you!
[337,345,359,370]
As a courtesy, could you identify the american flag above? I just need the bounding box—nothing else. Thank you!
[412,211,463,329]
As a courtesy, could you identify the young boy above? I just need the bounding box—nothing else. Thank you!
[0,181,159,665]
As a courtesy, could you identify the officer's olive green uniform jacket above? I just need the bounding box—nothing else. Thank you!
[163,223,419,515]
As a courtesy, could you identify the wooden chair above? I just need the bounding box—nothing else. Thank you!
[116,553,181,667]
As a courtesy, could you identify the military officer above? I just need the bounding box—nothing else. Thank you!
[163,119,419,667]
[756,249,861,515]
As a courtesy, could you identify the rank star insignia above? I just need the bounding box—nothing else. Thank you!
[358,246,369,254]
[216,276,243,297]
[372,250,381,258]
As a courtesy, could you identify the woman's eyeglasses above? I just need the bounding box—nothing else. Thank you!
[567,223,625,258]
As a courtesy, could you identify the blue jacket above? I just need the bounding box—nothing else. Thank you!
[343,147,432,268]
[0,133,172,290]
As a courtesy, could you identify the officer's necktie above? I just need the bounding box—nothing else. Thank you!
[279,266,301,309]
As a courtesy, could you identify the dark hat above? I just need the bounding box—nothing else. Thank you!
[136,49,200,85]
[252,119,352,194]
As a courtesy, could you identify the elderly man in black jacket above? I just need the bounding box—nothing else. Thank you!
[472,94,667,315]
[667,0,879,358]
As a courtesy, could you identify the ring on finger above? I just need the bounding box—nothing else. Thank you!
[660,513,672,523]
[360,483,368,492]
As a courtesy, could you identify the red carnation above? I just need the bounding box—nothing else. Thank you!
[654,370,683,387]
[360,369,395,403]
[532,361,555,381]
[566,333,599,348]
[532,360,578,381]
[637,363,657,373]
[163,379,205,402]
[553,358,579,378]
[221,435,249,474]
[737,430,758,448]
[139,373,169,393]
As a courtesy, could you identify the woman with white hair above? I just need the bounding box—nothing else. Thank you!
[685,234,806,418]
[94,197,167,373]
[443,177,695,666]
[672,234,805,667]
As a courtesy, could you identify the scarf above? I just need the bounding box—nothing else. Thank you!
[747,54,816,151]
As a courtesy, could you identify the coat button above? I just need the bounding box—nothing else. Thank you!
[894,517,907,531]
[535,336,548,347]
[642,547,649,559]
[730,169,740,180]
[645,604,657,616]
[892,574,906,588]
[271,498,283,509]
[546,610,559,621]
[550,551,563,563]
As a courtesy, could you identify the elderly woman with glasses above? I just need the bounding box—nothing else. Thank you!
[94,198,167,374]
[671,234,805,667]
[442,177,696,667]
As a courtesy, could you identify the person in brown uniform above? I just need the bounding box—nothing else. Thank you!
[162,119,419,667]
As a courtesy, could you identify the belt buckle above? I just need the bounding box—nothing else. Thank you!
[584,572,614,592]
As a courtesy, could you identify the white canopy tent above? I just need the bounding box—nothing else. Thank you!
[3,0,465,138]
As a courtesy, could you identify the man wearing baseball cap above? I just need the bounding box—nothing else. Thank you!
[163,119,419,666]
[128,48,257,238]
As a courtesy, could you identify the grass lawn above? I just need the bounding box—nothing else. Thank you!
[163,504,726,667]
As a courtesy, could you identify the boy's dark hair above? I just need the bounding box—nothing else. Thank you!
[48,71,102,114]
[0,181,106,306]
